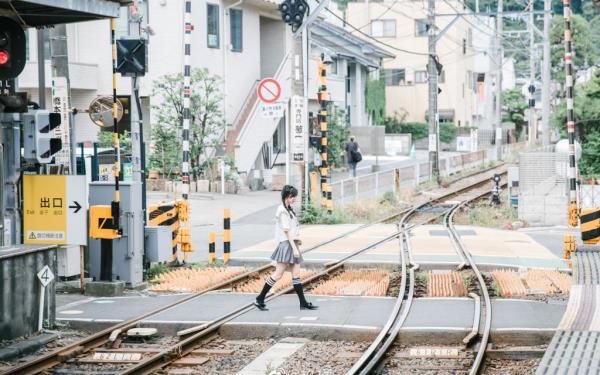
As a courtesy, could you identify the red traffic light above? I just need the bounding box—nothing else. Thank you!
[0,50,8,65]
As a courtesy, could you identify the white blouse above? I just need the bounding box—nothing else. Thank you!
[275,204,300,243]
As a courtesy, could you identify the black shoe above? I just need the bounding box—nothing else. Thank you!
[254,300,268,311]
[300,302,318,310]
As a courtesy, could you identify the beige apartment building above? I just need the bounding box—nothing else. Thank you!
[346,0,507,130]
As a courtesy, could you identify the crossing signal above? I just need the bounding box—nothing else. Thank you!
[23,110,63,164]
[0,17,26,80]
[279,0,309,31]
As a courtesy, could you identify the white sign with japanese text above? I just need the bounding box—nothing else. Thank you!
[260,103,285,119]
[24,175,87,246]
[51,76,72,170]
[290,95,307,163]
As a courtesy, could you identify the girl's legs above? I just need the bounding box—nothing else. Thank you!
[255,263,287,309]
[291,263,317,309]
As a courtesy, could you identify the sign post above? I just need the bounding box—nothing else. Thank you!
[290,95,307,163]
[37,265,55,331]
[24,175,87,246]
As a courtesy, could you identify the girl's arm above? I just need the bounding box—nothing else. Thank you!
[284,229,300,257]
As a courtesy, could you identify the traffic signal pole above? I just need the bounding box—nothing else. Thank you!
[48,24,76,174]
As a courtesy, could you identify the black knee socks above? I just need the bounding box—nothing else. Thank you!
[256,276,276,304]
[293,277,308,306]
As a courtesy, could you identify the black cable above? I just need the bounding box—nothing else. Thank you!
[318,2,430,56]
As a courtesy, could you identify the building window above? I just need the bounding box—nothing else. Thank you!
[207,4,220,48]
[371,20,396,37]
[230,9,242,52]
[384,69,405,86]
[415,19,428,37]
[415,70,427,83]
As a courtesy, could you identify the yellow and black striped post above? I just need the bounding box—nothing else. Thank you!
[110,18,121,232]
[208,231,216,264]
[223,208,231,263]
[581,208,600,245]
[317,54,332,215]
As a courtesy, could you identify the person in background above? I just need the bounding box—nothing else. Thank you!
[254,185,318,311]
[345,135,361,178]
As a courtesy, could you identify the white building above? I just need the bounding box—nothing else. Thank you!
[345,0,516,134]
[17,0,390,179]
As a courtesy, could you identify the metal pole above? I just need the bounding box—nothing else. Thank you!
[317,55,331,214]
[528,2,536,146]
[179,0,193,263]
[303,28,310,208]
[36,29,45,109]
[541,0,551,146]
[563,0,578,227]
[49,24,76,173]
[427,0,440,183]
[129,7,142,184]
[495,0,503,157]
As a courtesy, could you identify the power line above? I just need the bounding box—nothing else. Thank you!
[319,3,430,56]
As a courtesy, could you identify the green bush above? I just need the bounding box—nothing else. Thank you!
[384,117,429,140]
[439,123,457,143]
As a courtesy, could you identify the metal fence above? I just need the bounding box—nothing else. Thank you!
[580,184,600,209]
[329,145,525,204]
[518,150,568,226]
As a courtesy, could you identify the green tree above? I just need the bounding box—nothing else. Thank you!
[552,71,600,176]
[327,105,350,168]
[502,89,528,140]
[96,130,132,154]
[550,14,597,82]
[365,78,386,125]
[150,68,225,179]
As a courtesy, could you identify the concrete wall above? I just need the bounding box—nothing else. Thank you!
[350,126,385,155]
[0,246,58,340]
[260,17,285,78]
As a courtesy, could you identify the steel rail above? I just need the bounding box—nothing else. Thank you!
[117,233,402,374]
[348,175,504,374]
[446,201,493,375]
[2,167,505,375]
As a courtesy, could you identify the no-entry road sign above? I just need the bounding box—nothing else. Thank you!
[257,78,281,104]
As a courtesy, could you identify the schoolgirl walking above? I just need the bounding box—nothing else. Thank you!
[254,185,317,311]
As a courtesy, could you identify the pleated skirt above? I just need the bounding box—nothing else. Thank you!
[270,240,304,264]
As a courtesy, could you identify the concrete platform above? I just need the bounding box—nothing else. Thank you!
[56,292,566,345]
[232,224,569,271]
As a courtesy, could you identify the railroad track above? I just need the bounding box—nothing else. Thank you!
[347,176,498,375]
[2,166,506,375]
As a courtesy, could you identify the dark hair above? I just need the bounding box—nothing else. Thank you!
[281,185,298,218]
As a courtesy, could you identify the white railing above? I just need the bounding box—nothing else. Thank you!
[328,145,530,204]
[235,52,292,173]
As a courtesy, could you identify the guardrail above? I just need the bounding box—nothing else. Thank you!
[330,144,524,204]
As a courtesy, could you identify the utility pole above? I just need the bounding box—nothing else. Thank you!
[291,33,305,206]
[49,25,76,173]
[427,0,440,182]
[128,6,142,187]
[36,29,45,109]
[527,1,536,145]
[541,0,551,146]
[494,0,503,156]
